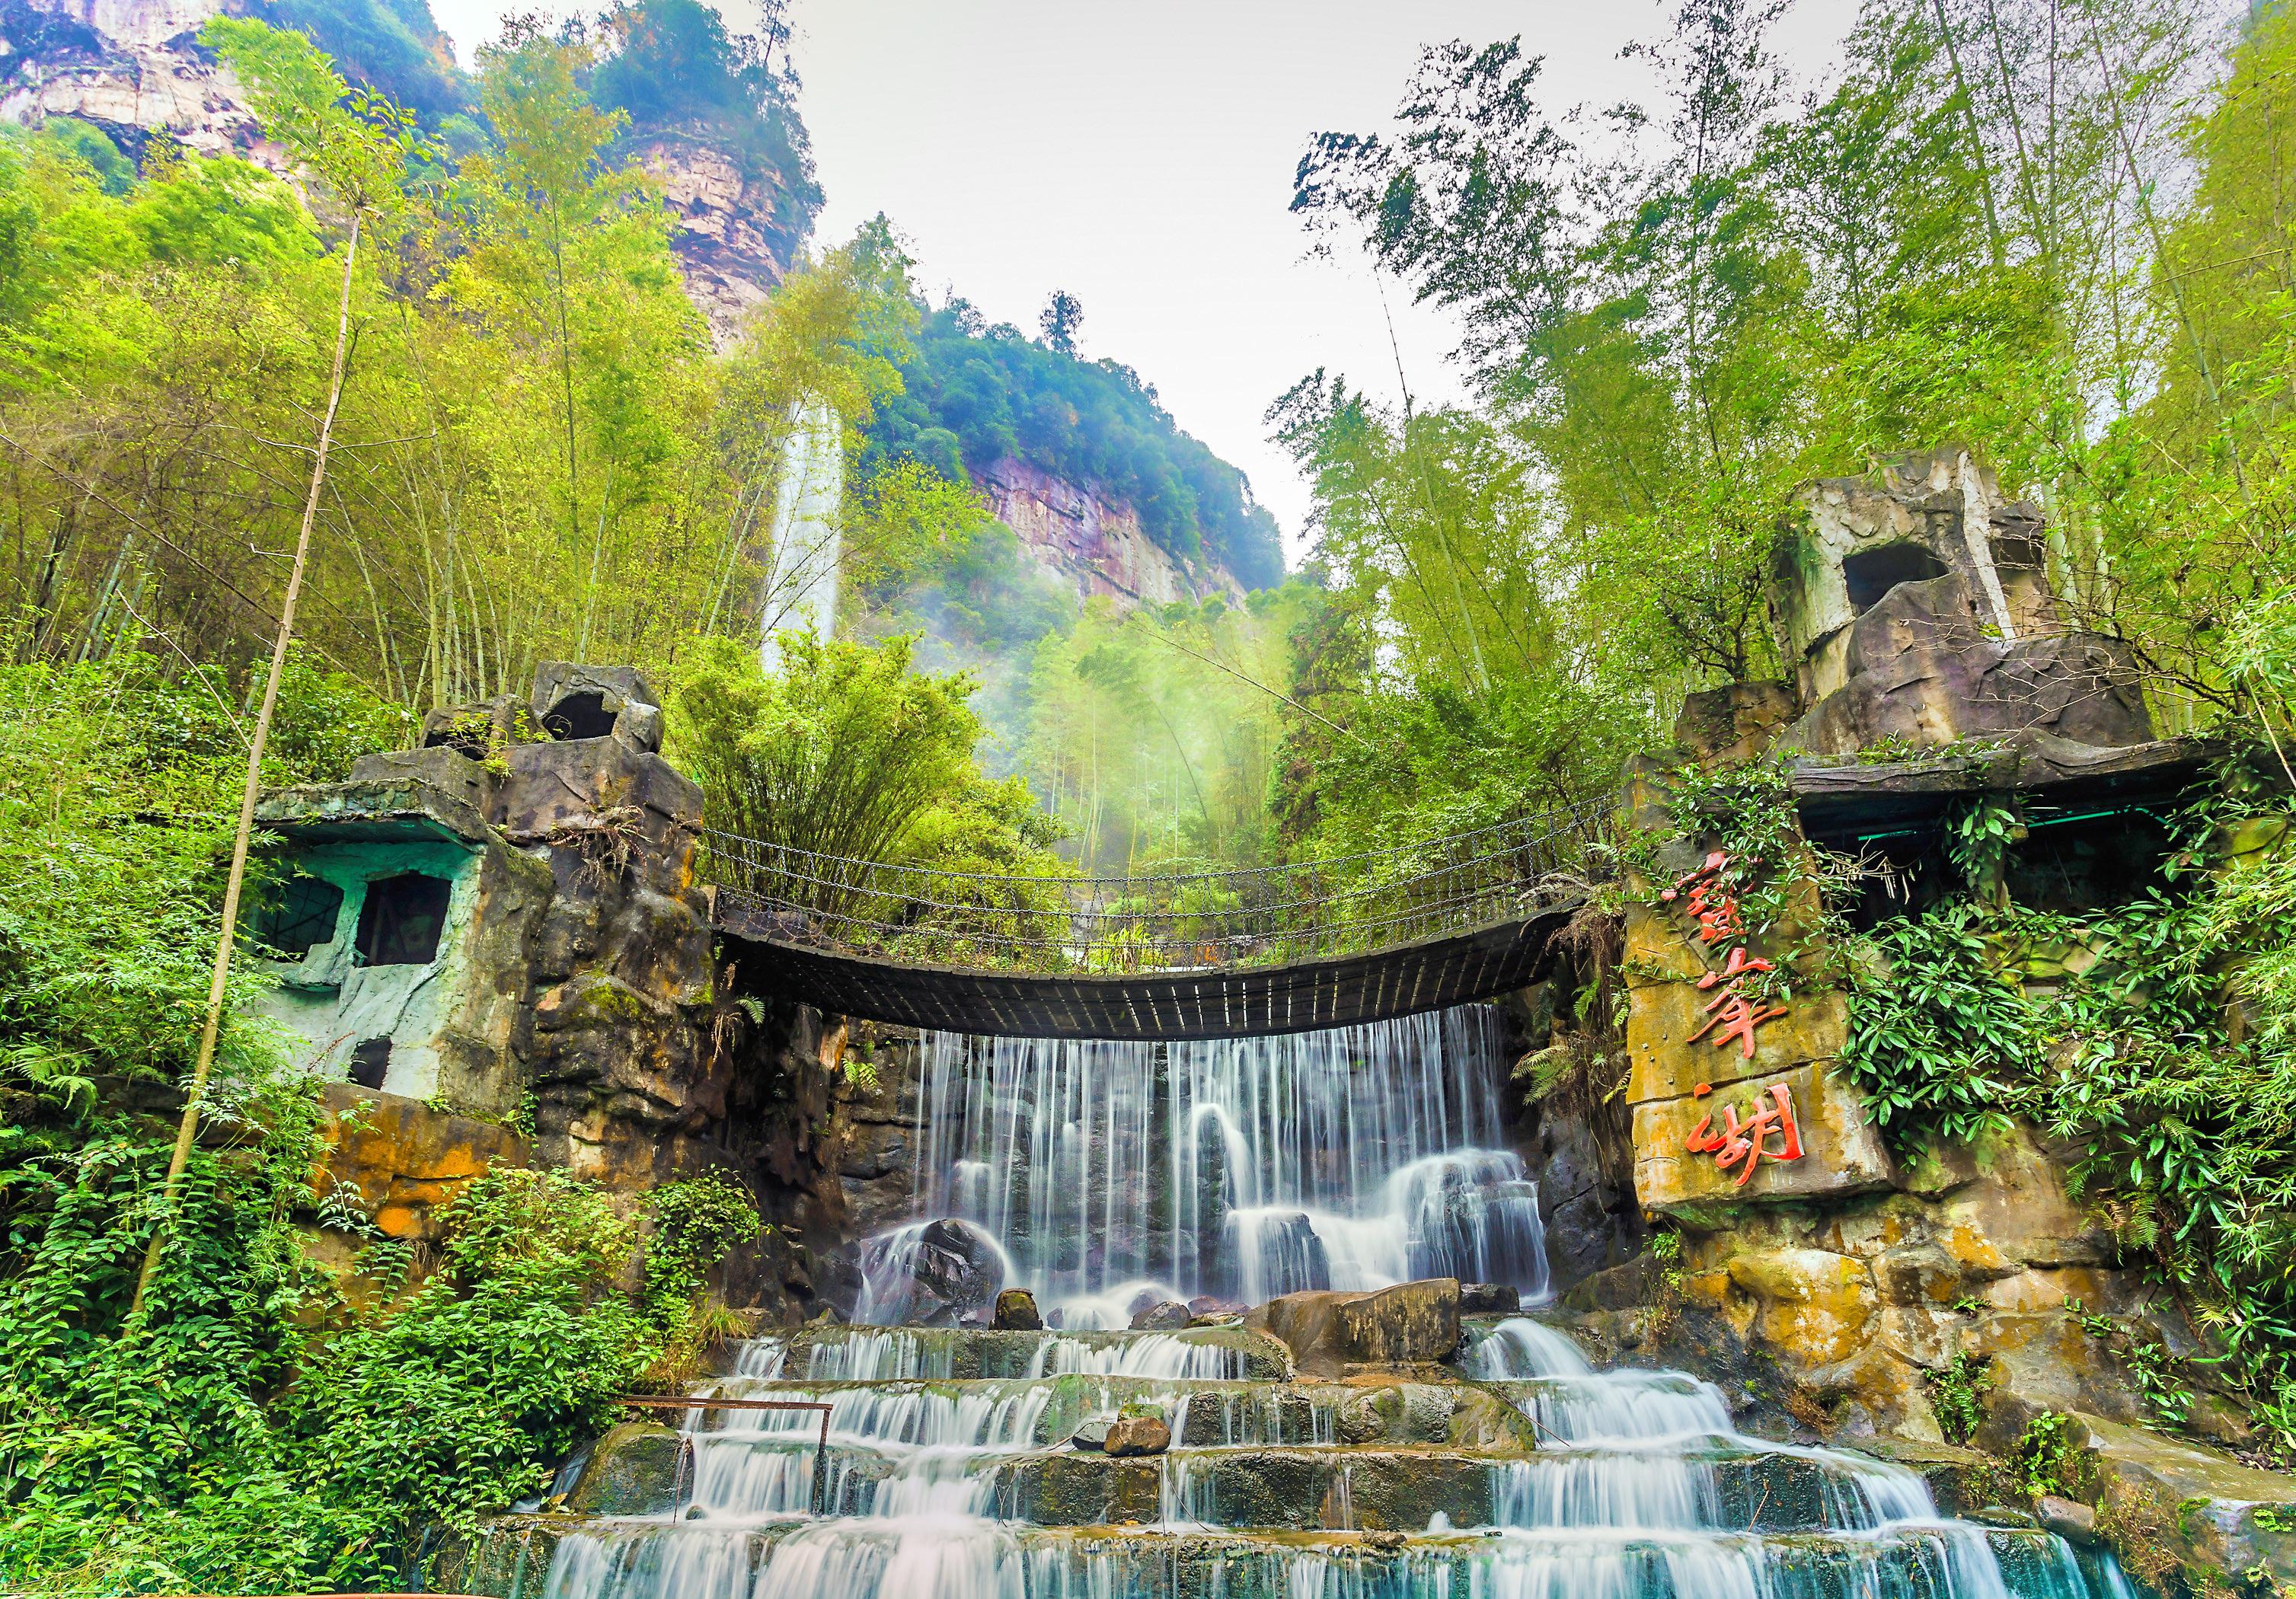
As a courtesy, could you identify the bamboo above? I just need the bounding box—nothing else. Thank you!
[129,209,365,1320]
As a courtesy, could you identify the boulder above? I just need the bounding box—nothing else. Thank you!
[1187,1295,1248,1320]
[2037,1495,2097,1544]
[1103,1413,1171,1457]
[2052,1413,2296,1594]
[1249,1279,1461,1376]
[1458,1282,1522,1316]
[1129,1299,1193,1331]
[994,1288,1043,1331]
[1338,1278,1461,1364]
[1068,1413,1115,1451]
[566,1422,685,1517]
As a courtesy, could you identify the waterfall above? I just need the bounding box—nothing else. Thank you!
[759,397,844,670]
[886,1004,1550,1326]
[484,998,2138,1599]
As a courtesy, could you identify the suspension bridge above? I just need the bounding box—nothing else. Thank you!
[702,806,1607,1039]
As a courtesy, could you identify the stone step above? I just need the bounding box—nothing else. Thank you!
[998,1443,1906,1533]
[726,1325,1293,1383]
[445,1513,2087,1599]
[576,1426,1939,1535]
[691,1374,1538,1451]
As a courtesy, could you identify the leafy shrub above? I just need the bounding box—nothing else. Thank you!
[1927,1353,1997,1445]
[1838,902,2042,1149]
[0,1111,759,1592]
[1835,772,2296,1456]
[0,655,411,1113]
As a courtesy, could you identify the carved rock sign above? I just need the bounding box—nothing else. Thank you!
[1661,851,1787,1059]
[1626,846,1892,1214]
[1684,1080,1803,1187]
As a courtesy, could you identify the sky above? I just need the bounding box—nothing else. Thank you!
[425,0,1862,567]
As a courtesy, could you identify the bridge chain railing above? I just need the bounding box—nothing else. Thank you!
[699,800,1611,974]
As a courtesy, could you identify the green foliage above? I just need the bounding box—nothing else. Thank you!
[251,0,471,118]
[664,631,1071,946]
[1944,796,2023,899]
[1017,589,1321,870]
[864,305,1285,589]
[1838,902,2040,1147]
[2014,1412,2084,1501]
[1927,1353,1997,1446]
[1838,773,2296,1456]
[0,655,410,1115]
[0,1103,755,1591]
[35,119,132,196]
[643,1169,762,1324]
[590,0,820,258]
[2069,1298,2195,1428]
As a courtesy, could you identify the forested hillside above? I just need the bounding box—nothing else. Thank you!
[864,305,1286,592]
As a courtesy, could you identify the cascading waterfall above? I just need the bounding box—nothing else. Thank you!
[481,1000,2135,1599]
[758,396,843,672]
[886,1004,1549,1326]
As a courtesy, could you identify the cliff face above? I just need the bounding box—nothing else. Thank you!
[0,0,256,155]
[0,0,797,345]
[629,126,789,347]
[981,456,1247,610]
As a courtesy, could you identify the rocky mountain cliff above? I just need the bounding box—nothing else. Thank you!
[980,456,1247,610]
[0,0,800,343]
[0,0,260,158]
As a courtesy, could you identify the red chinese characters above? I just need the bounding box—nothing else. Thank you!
[1662,851,1784,1060]
[1682,1081,1804,1187]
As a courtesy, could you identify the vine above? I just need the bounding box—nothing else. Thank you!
[1835,748,2296,1458]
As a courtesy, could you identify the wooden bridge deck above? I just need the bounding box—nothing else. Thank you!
[711,895,1581,1040]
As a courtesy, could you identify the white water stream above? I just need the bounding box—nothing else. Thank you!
[503,1004,2128,1599]
[862,1006,1549,1326]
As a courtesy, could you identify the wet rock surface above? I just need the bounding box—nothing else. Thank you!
[1249,1278,1463,1376]
[994,1288,1043,1331]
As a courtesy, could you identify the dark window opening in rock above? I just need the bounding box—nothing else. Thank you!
[542,691,616,741]
[1844,544,1950,611]
[348,1037,391,1090]
[1832,804,2174,930]
[248,874,344,959]
[2006,809,2174,917]
[354,873,452,965]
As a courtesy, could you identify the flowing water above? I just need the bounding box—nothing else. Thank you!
[457,1005,2128,1599]
[868,1006,1549,1326]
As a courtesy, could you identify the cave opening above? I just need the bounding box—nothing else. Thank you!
[542,691,617,741]
[353,873,452,966]
[1844,543,1950,611]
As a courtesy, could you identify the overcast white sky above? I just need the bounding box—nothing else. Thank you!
[425,0,1862,567]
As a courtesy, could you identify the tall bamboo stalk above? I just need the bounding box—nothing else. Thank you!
[129,210,365,1320]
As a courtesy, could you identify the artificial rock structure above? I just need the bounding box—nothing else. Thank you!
[250,662,909,1308]
[1553,450,2296,1594]
[234,448,2296,1599]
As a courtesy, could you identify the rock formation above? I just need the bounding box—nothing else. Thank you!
[0,0,257,158]
[1557,443,2296,1597]
[980,455,1247,610]
[627,126,793,346]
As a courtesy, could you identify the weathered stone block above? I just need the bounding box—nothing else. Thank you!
[317,1084,529,1241]
[1247,1280,1461,1376]
[1631,1060,1894,1214]
[1627,984,1848,1102]
[1723,1247,1879,1367]
[1103,1413,1170,1456]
